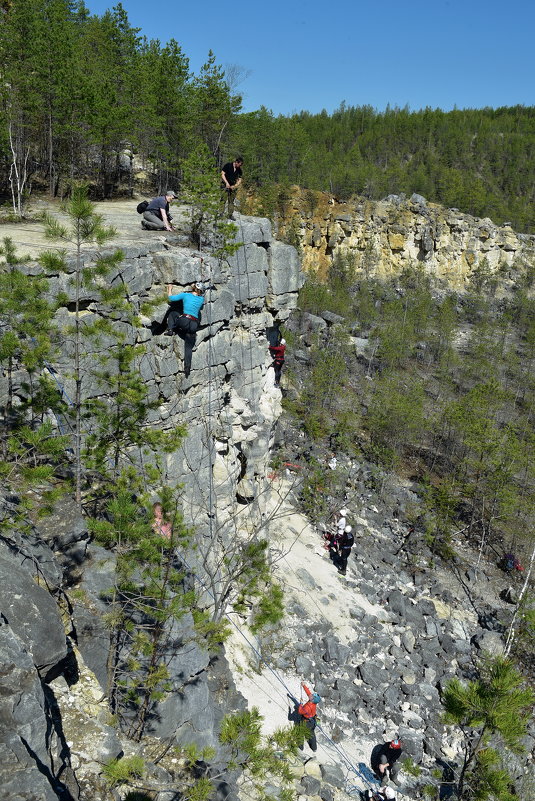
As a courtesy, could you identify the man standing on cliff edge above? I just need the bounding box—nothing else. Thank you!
[220,156,243,219]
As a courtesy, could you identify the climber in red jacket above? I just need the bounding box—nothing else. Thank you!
[295,682,321,752]
[269,338,286,388]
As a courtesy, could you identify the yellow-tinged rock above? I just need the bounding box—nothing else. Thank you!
[464,251,476,266]
[427,597,477,624]
[388,233,406,251]
[289,762,306,779]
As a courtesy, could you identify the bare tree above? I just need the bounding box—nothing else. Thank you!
[8,121,32,217]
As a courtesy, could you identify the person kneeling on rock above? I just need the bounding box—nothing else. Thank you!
[289,682,321,753]
[371,739,403,786]
[165,282,205,378]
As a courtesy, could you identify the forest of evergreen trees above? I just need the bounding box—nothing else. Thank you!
[234,104,535,233]
[0,0,240,202]
[1,1,534,232]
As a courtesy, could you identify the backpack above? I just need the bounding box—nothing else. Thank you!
[503,553,516,571]
[136,200,149,214]
[342,531,354,548]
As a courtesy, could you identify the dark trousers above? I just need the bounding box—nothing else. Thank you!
[299,715,317,752]
[376,754,400,785]
[220,188,236,218]
[167,312,198,374]
[338,546,352,573]
[273,360,284,385]
[143,210,166,230]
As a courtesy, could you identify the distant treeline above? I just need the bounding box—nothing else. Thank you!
[1,1,534,232]
[230,104,535,232]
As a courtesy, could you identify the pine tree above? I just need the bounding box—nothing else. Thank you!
[40,186,121,505]
[89,479,194,741]
[181,142,241,255]
[442,656,534,800]
[219,707,304,801]
[0,237,65,470]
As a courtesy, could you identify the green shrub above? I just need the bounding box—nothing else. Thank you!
[103,755,144,786]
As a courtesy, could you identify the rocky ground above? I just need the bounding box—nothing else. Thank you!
[224,451,534,801]
[0,197,192,258]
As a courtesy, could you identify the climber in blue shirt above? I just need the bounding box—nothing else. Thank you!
[165,283,205,377]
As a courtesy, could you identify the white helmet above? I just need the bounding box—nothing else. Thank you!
[344,525,352,533]
[340,508,348,516]
[383,788,396,800]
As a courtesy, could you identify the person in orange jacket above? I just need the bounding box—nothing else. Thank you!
[294,682,321,752]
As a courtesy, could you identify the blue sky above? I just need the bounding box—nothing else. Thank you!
[86,0,534,116]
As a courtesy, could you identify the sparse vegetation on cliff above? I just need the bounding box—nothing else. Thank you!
[283,256,535,674]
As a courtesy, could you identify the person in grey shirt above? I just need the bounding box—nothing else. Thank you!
[142,190,176,230]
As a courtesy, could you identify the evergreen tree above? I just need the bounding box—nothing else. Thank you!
[89,479,194,741]
[442,656,534,801]
[191,51,241,160]
[219,707,304,801]
[40,186,122,504]
[0,237,67,485]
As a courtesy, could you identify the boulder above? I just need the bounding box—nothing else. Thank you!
[0,554,67,680]
[401,630,416,654]
[359,662,388,688]
[320,311,345,325]
[0,625,59,801]
[296,655,315,676]
[301,775,321,795]
[387,589,406,616]
[321,636,350,665]
[320,786,335,801]
[472,630,504,656]
[320,761,345,789]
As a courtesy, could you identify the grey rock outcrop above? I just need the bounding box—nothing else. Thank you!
[0,213,305,798]
[0,554,67,680]
[0,625,60,801]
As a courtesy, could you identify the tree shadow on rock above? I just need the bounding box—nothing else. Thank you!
[436,757,458,800]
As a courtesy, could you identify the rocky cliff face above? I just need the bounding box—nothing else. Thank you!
[278,189,535,288]
[0,213,303,800]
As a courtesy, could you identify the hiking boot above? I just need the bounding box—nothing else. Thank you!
[163,329,174,337]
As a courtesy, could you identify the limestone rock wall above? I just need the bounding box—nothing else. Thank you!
[34,216,302,531]
[0,217,303,799]
[283,191,535,288]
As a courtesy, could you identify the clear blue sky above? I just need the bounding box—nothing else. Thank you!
[86,0,535,116]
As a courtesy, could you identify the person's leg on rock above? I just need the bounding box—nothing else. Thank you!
[143,210,166,230]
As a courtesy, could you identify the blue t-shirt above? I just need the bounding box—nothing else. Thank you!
[168,292,204,318]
